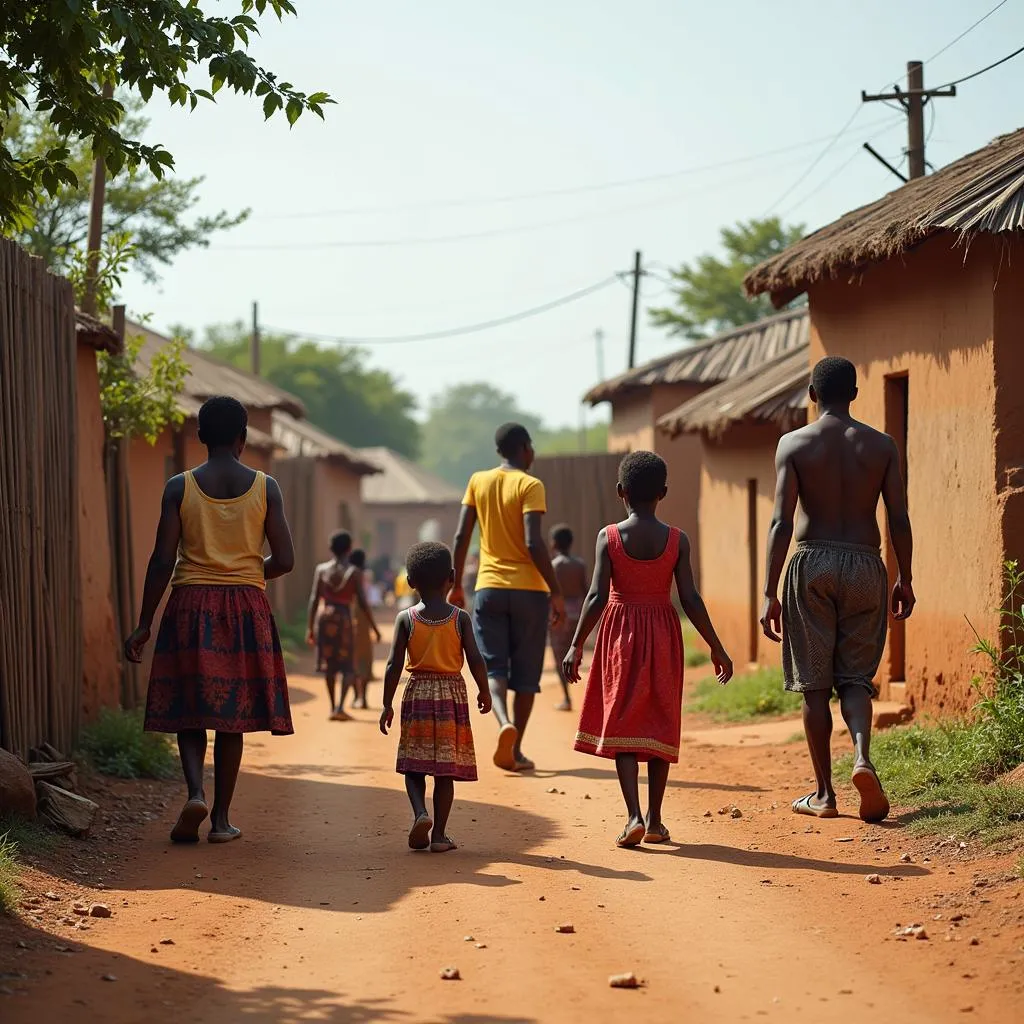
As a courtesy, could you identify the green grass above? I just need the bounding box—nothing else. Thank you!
[0,814,60,858]
[78,707,176,780]
[0,832,19,914]
[688,667,802,723]
[681,617,710,668]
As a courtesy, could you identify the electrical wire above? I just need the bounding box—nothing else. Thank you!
[262,275,620,345]
[251,118,902,221]
[930,42,1024,90]
[924,0,1010,64]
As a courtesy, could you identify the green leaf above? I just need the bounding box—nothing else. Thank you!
[285,98,302,127]
[262,92,282,119]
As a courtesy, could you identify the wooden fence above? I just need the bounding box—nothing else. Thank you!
[0,240,82,756]
[533,452,624,574]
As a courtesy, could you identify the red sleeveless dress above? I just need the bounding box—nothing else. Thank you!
[574,525,684,763]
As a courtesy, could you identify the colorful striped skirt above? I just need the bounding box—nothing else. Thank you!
[395,672,477,781]
[144,585,293,735]
[316,601,353,675]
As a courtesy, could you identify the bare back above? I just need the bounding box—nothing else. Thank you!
[552,553,588,601]
[780,413,899,548]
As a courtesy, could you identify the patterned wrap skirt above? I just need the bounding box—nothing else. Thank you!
[353,610,375,680]
[395,672,477,781]
[316,601,353,674]
[145,585,293,735]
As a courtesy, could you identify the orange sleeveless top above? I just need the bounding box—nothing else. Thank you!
[171,470,267,590]
[405,607,464,675]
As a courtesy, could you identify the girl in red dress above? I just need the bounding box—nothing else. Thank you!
[563,451,733,848]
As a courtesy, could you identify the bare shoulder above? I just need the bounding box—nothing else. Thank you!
[264,474,284,499]
[852,417,897,450]
[163,473,186,503]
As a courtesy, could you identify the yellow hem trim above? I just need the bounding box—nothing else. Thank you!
[574,731,679,759]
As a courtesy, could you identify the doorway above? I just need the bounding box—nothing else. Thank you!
[884,373,909,681]
[747,479,759,664]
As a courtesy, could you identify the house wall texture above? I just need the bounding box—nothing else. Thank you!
[807,234,1002,714]
[365,502,462,567]
[76,343,121,721]
[697,423,787,671]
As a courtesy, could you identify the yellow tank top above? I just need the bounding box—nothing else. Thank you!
[171,470,267,590]
[405,607,464,675]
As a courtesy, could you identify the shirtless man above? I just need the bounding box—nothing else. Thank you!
[761,356,914,823]
[549,524,588,712]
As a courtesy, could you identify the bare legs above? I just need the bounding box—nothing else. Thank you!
[800,691,835,811]
[839,686,874,772]
[175,730,244,837]
[614,754,671,837]
[324,671,338,715]
[405,773,456,846]
[489,678,536,770]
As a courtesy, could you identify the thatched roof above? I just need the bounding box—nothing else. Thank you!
[657,344,809,439]
[272,411,380,476]
[584,306,807,405]
[746,127,1024,305]
[128,319,306,418]
[358,447,462,505]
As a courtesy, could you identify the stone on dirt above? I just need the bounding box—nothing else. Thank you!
[730,808,743,819]
[609,972,640,989]
[556,923,575,934]
[36,782,98,837]
[866,874,882,885]
[440,967,460,981]
[88,903,112,919]
[0,749,37,820]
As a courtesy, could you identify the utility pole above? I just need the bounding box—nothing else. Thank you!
[627,250,642,369]
[82,80,115,315]
[862,61,955,180]
[594,328,605,382]
[250,301,260,376]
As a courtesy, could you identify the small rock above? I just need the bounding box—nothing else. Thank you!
[866,874,882,885]
[730,808,743,819]
[899,853,913,864]
[584,794,591,800]
[835,837,854,843]
[463,935,474,942]
[556,923,575,934]
[703,810,713,818]
[159,938,175,946]
[101,974,117,983]
[43,892,60,902]
[475,943,487,949]
[902,925,928,940]
[969,937,980,946]
[609,972,640,989]
[72,904,89,917]
[538,896,546,902]
[546,787,559,794]
[88,904,112,919]
[440,967,460,981]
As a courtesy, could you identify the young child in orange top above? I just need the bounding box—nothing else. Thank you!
[563,452,733,848]
[381,543,492,852]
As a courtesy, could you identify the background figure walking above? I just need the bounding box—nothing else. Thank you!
[451,423,565,772]
[761,356,915,824]
[548,524,587,712]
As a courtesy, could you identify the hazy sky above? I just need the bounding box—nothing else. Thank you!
[124,0,1024,428]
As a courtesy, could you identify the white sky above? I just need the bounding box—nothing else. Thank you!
[123,0,1024,428]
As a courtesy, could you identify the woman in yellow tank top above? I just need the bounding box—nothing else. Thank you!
[380,542,491,852]
[124,397,296,846]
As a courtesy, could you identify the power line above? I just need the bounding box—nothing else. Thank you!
[929,42,1024,90]
[251,117,901,221]
[924,1,1010,64]
[263,275,620,345]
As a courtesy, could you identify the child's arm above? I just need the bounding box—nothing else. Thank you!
[379,612,411,735]
[305,567,322,646]
[125,475,185,663]
[350,568,381,641]
[562,529,612,683]
[673,532,733,685]
[263,476,295,581]
[458,610,492,715]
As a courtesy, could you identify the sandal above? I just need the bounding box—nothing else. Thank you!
[208,825,243,844]
[430,836,458,853]
[852,765,890,823]
[643,823,671,844]
[408,813,433,850]
[616,822,646,848]
[791,793,839,818]
[170,799,208,844]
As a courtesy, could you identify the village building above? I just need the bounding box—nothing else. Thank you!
[743,127,1024,715]
[657,343,809,673]
[358,447,462,570]
[584,307,808,582]
[271,412,380,619]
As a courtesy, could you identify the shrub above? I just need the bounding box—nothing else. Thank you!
[78,708,176,780]
[689,667,802,723]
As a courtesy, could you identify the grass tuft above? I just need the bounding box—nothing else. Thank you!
[0,832,20,914]
[78,707,176,780]
[689,667,802,723]
[0,814,60,857]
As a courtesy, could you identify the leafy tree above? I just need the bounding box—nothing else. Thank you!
[6,98,248,281]
[419,383,542,488]
[0,1,332,226]
[649,217,806,340]
[192,323,420,458]
[534,422,608,455]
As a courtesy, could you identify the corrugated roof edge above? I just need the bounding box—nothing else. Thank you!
[272,410,380,476]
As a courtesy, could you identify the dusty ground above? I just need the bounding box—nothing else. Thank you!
[2,650,1023,1023]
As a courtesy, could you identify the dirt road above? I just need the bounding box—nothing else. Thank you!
[3,657,1023,1022]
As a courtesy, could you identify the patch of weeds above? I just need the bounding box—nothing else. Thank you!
[78,707,176,779]
[276,615,308,655]
[0,832,20,914]
[0,814,60,857]
[681,617,710,668]
[783,731,806,745]
[689,667,801,723]
[1016,853,1024,880]
[835,560,1024,844]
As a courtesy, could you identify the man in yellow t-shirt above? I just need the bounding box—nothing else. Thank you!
[451,423,565,772]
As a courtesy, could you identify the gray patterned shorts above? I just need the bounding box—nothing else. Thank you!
[782,540,888,697]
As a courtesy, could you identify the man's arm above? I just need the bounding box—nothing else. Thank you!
[760,437,799,642]
[881,437,915,620]
[450,504,477,605]
[263,476,295,581]
[306,565,322,643]
[524,511,564,624]
[124,475,184,662]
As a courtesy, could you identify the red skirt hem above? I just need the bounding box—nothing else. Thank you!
[574,736,679,764]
